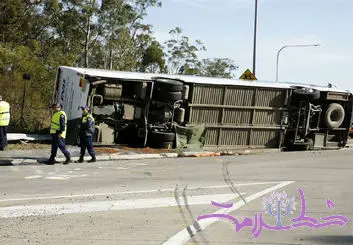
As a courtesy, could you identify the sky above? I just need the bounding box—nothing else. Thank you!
[143,0,353,92]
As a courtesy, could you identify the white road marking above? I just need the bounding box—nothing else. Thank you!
[45,176,70,180]
[162,181,295,245]
[24,175,42,180]
[44,174,88,180]
[0,182,279,203]
[98,166,129,170]
[0,193,245,218]
[24,173,89,181]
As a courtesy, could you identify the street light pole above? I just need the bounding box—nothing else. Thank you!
[276,44,320,82]
[252,0,258,76]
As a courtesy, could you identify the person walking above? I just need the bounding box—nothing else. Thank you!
[0,95,10,151]
[76,105,96,163]
[45,103,72,165]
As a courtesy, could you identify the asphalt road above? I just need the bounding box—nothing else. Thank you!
[0,148,352,245]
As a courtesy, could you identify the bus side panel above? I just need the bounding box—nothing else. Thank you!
[54,67,90,145]
[185,83,288,149]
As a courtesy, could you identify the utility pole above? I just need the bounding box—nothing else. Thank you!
[252,0,258,76]
[276,44,320,82]
[18,73,31,129]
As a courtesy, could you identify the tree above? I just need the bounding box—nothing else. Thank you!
[0,0,45,44]
[99,0,162,71]
[0,43,56,131]
[164,27,206,74]
[141,40,165,73]
[197,58,239,78]
[51,0,100,67]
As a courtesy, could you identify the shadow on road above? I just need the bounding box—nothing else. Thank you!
[0,160,13,166]
[0,157,48,166]
[304,235,353,244]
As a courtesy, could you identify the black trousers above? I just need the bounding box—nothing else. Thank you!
[50,134,70,159]
[80,136,95,157]
[0,126,7,150]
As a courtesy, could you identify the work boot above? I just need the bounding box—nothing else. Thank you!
[75,156,84,163]
[63,155,72,165]
[87,156,96,163]
[45,158,55,165]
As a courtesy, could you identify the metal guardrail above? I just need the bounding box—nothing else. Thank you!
[7,134,51,142]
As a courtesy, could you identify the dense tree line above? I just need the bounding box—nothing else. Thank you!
[0,0,238,132]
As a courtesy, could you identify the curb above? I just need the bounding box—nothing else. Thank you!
[10,153,180,165]
[8,148,281,165]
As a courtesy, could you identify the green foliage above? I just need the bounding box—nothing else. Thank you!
[182,58,239,78]
[141,41,166,72]
[0,43,54,132]
[164,27,207,74]
[163,27,238,78]
[0,1,238,133]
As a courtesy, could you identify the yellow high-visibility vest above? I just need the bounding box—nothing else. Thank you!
[0,101,10,126]
[82,114,94,123]
[50,110,67,138]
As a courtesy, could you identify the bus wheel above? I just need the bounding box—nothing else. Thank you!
[325,103,345,129]
[153,91,183,102]
[148,130,175,149]
[151,141,174,149]
[153,78,184,92]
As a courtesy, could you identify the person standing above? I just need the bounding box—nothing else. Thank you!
[0,95,10,151]
[76,106,96,163]
[45,103,72,165]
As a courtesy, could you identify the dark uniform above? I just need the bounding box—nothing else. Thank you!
[45,104,71,165]
[77,106,96,163]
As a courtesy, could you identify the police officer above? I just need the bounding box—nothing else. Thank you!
[0,95,10,151]
[45,103,72,165]
[76,105,96,163]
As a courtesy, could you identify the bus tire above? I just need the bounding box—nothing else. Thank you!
[149,130,175,142]
[153,91,182,102]
[325,103,345,129]
[150,141,174,149]
[154,78,184,92]
[292,87,320,101]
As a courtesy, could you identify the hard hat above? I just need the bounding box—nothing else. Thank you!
[52,103,61,108]
[81,105,90,110]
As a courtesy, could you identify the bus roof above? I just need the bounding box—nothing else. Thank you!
[59,66,350,94]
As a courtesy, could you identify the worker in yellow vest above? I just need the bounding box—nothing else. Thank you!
[0,95,10,151]
[45,103,72,165]
[76,105,96,163]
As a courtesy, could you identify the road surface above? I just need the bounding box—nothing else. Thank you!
[0,148,352,244]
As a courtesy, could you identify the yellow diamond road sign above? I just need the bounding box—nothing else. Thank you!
[239,69,257,80]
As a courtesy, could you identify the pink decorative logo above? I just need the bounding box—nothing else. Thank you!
[197,188,349,238]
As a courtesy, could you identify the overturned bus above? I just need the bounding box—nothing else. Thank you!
[53,66,353,151]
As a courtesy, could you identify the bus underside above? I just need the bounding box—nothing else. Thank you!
[79,75,352,151]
